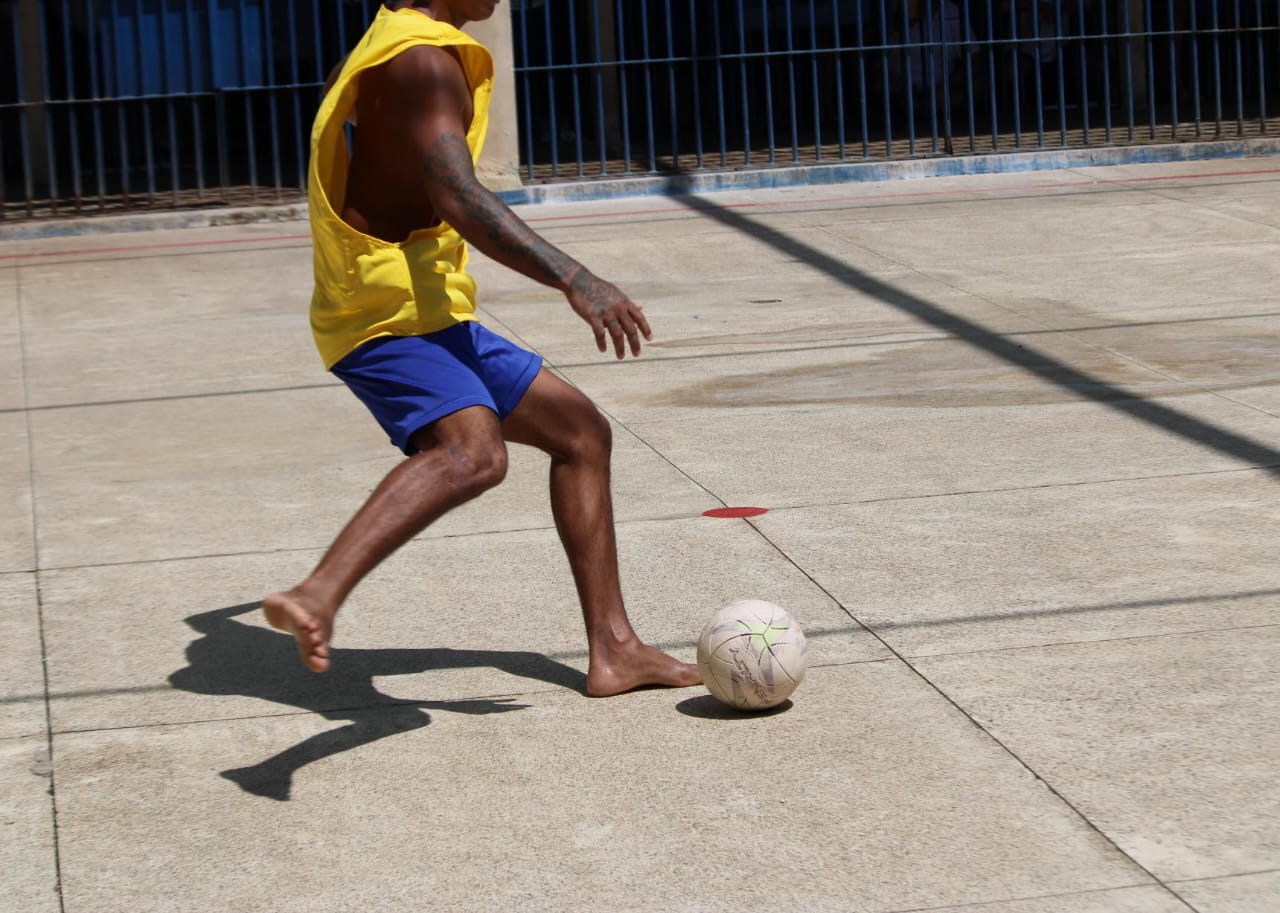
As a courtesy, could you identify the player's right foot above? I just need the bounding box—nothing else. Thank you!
[262,588,336,673]
[585,637,702,697]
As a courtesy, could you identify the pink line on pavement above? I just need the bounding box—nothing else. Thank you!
[0,233,312,263]
[2,165,1276,263]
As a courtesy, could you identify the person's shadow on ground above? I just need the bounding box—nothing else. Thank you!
[168,602,588,801]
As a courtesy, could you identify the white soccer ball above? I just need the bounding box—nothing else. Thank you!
[696,600,808,710]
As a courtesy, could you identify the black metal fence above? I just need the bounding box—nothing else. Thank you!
[1,0,372,219]
[2,0,1277,222]
[513,0,1280,181]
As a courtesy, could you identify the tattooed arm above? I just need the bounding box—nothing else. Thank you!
[383,45,649,359]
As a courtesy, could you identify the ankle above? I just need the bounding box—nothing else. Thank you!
[590,620,638,651]
[290,581,340,617]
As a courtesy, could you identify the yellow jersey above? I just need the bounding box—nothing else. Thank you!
[308,5,493,369]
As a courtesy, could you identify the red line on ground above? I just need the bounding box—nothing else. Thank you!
[521,167,1280,224]
[0,233,312,263]
[2,165,1276,263]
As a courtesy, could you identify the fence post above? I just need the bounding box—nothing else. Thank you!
[17,0,49,188]
[1128,0,1149,113]
[467,6,524,190]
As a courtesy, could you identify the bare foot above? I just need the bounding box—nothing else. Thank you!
[586,638,702,697]
[262,589,335,673]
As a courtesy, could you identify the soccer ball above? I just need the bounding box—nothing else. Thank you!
[696,600,807,710]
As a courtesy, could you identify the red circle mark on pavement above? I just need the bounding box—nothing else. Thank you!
[703,507,769,519]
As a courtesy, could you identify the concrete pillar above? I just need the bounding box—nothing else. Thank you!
[467,7,524,190]
[18,0,50,186]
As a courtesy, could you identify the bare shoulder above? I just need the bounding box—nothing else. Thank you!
[379,44,468,100]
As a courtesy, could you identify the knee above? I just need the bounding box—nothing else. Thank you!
[564,405,612,464]
[443,438,508,496]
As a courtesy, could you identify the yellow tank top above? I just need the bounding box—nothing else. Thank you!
[308,6,493,369]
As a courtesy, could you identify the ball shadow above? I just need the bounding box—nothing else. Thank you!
[675,694,794,719]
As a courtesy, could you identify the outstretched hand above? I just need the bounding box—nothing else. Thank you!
[567,269,653,359]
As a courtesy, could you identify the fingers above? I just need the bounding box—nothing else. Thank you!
[599,309,650,358]
[599,305,652,360]
[571,271,652,358]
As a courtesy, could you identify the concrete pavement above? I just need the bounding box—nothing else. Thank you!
[2,158,1279,912]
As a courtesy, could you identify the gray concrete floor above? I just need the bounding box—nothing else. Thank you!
[3,159,1279,913]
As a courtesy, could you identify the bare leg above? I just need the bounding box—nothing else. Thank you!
[502,370,701,696]
[264,406,508,672]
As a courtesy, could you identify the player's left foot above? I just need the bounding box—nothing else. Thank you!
[262,588,336,673]
[586,637,701,697]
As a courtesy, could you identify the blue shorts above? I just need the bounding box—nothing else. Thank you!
[331,323,543,455]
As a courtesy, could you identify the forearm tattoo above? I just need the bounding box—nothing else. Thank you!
[568,268,618,316]
[423,133,581,288]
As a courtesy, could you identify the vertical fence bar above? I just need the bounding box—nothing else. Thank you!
[1211,0,1223,131]
[1166,0,1179,136]
[878,0,892,155]
[761,1,777,163]
[1190,0,1203,134]
[921,0,936,153]
[86,0,108,207]
[212,0,229,196]
[737,0,751,166]
[939,0,954,153]
[38,0,60,211]
[264,1,282,197]
[140,34,154,204]
[154,0,179,203]
[833,0,851,160]
[287,0,304,190]
[113,0,134,205]
[808,0,822,160]
[11,1,35,216]
[543,0,559,177]
[568,0,584,176]
[1233,0,1244,134]
[664,0,679,170]
[784,0,799,162]
[962,0,977,152]
[854,0,870,159]
[241,0,260,199]
[639,0,656,172]
[1256,0,1267,132]
[289,0,305,190]
[131,0,156,201]
[1144,0,1156,138]
[185,0,206,199]
[590,0,607,174]
[900,0,916,154]
[615,0,633,174]
[310,0,324,94]
[60,0,84,208]
[1100,0,1113,142]
[1121,0,1134,140]
[713,0,727,167]
[517,1,536,181]
[1052,0,1065,144]
[0,4,10,218]
[1030,0,1045,146]
[987,0,999,148]
[1077,0,1090,145]
[690,1,704,169]
[1010,0,1024,147]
